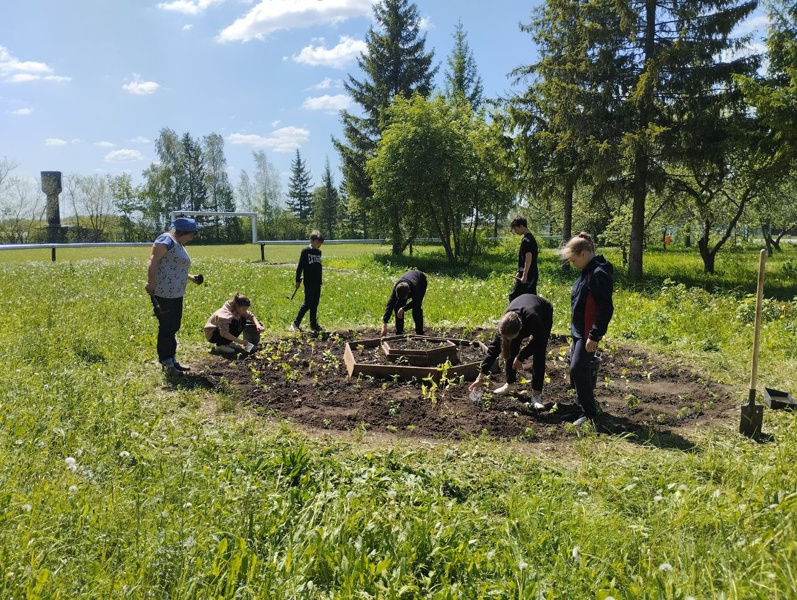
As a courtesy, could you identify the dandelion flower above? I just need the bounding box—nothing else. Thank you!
[658,562,673,572]
[119,451,130,459]
[183,502,192,509]
[572,546,581,564]
[68,485,77,493]
[387,490,397,499]
[21,504,31,513]
[14,439,23,446]
[130,431,139,439]
[654,495,664,503]
[65,457,78,472]
[518,561,528,570]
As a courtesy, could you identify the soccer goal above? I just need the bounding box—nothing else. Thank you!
[169,211,258,244]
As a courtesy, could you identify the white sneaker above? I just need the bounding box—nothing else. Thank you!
[213,344,236,355]
[289,323,301,332]
[493,383,515,395]
[530,395,544,410]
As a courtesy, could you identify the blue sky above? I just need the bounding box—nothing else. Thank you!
[1,0,768,201]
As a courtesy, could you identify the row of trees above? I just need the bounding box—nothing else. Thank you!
[1,0,794,270]
[333,0,796,272]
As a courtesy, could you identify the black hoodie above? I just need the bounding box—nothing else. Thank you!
[382,270,427,323]
[570,254,614,341]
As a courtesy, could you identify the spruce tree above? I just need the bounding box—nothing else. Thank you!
[287,149,313,224]
[444,20,484,110]
[333,0,437,253]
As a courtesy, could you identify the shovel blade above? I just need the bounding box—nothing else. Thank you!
[740,389,764,438]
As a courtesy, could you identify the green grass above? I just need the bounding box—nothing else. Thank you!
[0,242,796,598]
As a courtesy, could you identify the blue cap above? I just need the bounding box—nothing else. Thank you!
[171,217,199,232]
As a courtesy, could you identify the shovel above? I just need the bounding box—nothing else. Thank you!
[740,249,766,438]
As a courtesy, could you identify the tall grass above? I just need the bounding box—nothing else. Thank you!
[0,243,795,597]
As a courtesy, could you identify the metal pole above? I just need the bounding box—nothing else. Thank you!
[52,247,56,262]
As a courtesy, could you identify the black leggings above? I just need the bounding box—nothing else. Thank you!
[208,317,246,345]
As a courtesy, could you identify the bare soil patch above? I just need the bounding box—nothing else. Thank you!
[196,328,737,449]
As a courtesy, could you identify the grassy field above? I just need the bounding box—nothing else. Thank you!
[0,241,796,598]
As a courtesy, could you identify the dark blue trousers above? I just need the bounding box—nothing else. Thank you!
[569,337,596,417]
[155,295,183,363]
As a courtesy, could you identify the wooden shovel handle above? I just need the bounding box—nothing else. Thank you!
[749,249,767,395]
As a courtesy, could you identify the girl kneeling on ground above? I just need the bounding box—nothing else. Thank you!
[205,293,264,354]
[560,232,614,427]
[469,294,554,410]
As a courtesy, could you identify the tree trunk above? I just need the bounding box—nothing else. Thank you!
[628,0,657,280]
[628,148,648,279]
[761,222,774,257]
[391,210,402,254]
[561,176,574,273]
[698,221,715,274]
[684,225,691,247]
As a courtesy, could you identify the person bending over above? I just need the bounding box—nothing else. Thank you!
[469,294,553,410]
[380,270,428,336]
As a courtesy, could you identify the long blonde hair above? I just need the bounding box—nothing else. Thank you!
[498,311,522,359]
[558,232,596,262]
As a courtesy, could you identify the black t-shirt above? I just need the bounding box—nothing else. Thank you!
[517,232,539,278]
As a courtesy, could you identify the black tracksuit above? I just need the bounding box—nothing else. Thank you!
[509,232,539,301]
[569,255,614,417]
[382,270,427,335]
[480,294,553,390]
[293,245,323,329]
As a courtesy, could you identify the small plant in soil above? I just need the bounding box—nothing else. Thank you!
[625,393,641,409]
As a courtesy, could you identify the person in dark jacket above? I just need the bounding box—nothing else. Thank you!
[381,270,427,336]
[509,216,539,301]
[560,232,614,426]
[468,294,553,410]
[290,231,324,332]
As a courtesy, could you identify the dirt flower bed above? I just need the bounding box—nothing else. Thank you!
[198,328,737,446]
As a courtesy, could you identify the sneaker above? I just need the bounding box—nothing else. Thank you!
[572,415,591,427]
[310,324,323,332]
[493,383,515,395]
[213,344,237,355]
[530,395,544,410]
[173,361,191,372]
[289,323,301,332]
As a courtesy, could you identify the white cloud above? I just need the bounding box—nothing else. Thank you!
[218,0,376,43]
[129,136,151,143]
[734,14,770,37]
[7,73,41,83]
[104,149,144,163]
[227,126,310,153]
[45,138,67,146]
[157,0,224,15]
[309,77,342,90]
[302,94,351,113]
[292,36,366,68]
[271,120,282,127]
[10,107,33,116]
[123,74,161,95]
[94,141,116,148]
[183,24,193,31]
[419,16,433,30]
[0,46,70,83]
